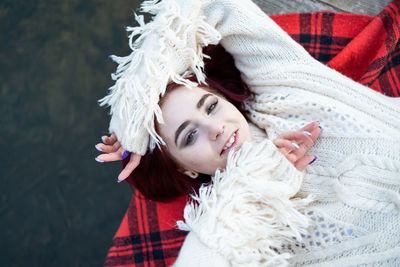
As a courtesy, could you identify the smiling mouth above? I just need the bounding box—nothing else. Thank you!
[221,130,238,155]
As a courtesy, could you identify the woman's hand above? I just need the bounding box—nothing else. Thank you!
[95,133,141,182]
[273,121,321,171]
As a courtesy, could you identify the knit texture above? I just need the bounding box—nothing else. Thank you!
[176,140,313,266]
[169,0,400,265]
[104,1,400,266]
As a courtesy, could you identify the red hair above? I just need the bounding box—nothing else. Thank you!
[123,45,250,202]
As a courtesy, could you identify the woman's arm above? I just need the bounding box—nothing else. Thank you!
[196,0,400,133]
[198,0,316,79]
[100,0,399,157]
[98,0,323,156]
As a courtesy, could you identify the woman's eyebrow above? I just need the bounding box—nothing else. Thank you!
[197,93,212,109]
[174,93,213,146]
[175,120,190,146]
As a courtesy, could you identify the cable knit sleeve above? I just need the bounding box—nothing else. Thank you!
[199,0,400,135]
[199,0,316,80]
[175,140,313,266]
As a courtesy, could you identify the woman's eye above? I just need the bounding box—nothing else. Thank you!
[207,100,218,114]
[186,130,196,145]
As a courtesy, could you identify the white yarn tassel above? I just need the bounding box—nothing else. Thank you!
[177,140,313,266]
[99,0,221,154]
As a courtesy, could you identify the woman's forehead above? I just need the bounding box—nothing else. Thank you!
[158,86,211,137]
[162,86,209,107]
[162,86,205,115]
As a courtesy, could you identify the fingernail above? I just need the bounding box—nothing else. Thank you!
[95,145,102,152]
[101,136,106,143]
[292,142,300,149]
[309,156,317,165]
[117,179,123,183]
[95,158,104,163]
[303,131,312,136]
[122,151,130,159]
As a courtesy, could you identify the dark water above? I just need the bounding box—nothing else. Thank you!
[0,0,142,266]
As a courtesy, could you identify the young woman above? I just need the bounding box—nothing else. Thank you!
[97,82,321,200]
[97,0,400,265]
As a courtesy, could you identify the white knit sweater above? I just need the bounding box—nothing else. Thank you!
[100,0,400,264]
[157,0,400,266]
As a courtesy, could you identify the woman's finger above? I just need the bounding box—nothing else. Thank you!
[299,121,321,143]
[111,139,122,151]
[276,130,314,160]
[289,133,314,158]
[101,133,118,145]
[118,154,141,182]
[278,146,298,163]
[294,155,317,171]
[95,143,120,153]
[273,138,301,152]
[95,139,121,153]
[299,121,319,132]
[279,122,320,143]
[278,130,311,142]
[108,133,118,144]
[96,146,125,162]
[274,140,299,163]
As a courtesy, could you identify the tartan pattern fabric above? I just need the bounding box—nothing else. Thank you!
[105,193,188,267]
[271,12,373,64]
[104,1,400,266]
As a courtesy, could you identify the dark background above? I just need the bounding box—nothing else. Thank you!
[0,0,141,266]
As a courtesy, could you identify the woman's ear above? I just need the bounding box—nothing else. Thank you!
[177,166,199,179]
[182,170,199,179]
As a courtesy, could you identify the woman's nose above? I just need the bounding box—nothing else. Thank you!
[208,123,224,141]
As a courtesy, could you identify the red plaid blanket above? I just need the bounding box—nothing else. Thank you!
[105,1,400,266]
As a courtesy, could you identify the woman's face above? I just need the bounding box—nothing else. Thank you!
[158,85,252,176]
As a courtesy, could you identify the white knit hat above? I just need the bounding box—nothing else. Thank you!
[99,0,221,155]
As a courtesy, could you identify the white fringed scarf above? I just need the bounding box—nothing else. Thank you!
[99,0,221,154]
[177,140,313,266]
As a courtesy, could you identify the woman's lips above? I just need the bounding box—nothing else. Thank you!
[221,130,239,155]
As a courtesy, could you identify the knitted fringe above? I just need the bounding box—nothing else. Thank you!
[99,0,221,154]
[177,140,313,266]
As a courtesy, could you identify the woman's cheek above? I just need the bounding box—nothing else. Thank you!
[188,151,214,173]
[180,149,206,169]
